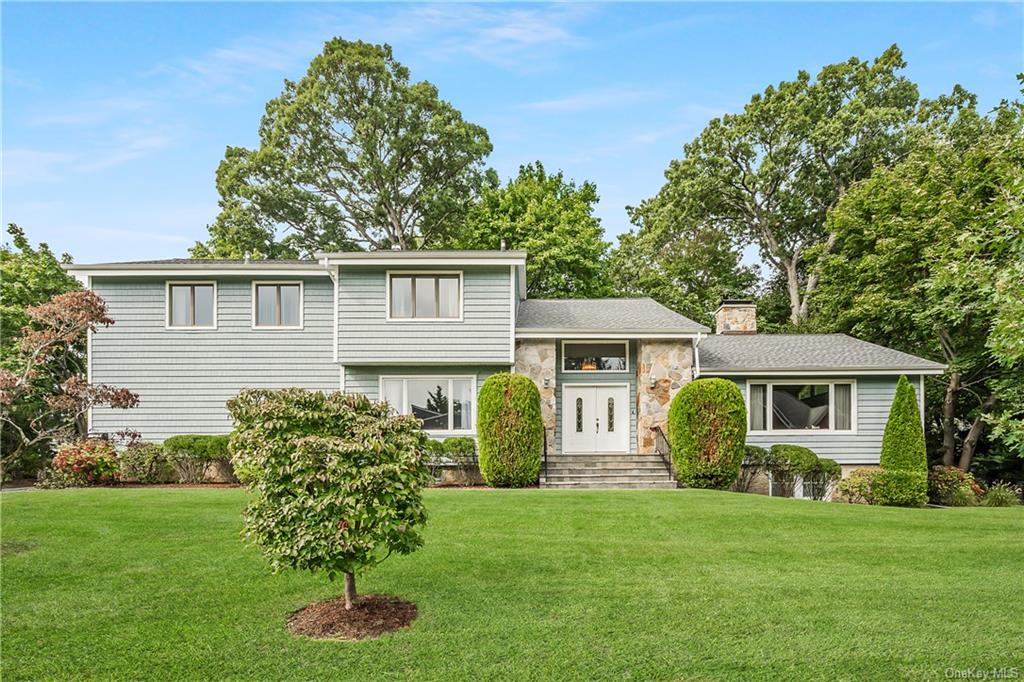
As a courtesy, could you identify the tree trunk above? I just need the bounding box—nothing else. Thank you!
[785,259,803,326]
[941,372,960,466]
[958,394,998,472]
[343,571,357,610]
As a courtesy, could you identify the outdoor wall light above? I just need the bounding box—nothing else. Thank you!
[649,377,658,389]
[543,377,551,389]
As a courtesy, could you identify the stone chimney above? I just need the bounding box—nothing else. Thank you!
[714,299,757,335]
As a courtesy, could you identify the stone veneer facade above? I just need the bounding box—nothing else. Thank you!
[636,340,694,454]
[514,339,557,455]
[714,302,757,334]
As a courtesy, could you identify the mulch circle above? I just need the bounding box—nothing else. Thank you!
[287,594,418,641]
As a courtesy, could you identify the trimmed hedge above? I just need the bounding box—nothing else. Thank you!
[766,444,819,497]
[734,445,769,493]
[876,376,928,507]
[163,434,232,483]
[667,378,746,489]
[476,373,542,487]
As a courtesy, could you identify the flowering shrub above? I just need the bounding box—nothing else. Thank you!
[928,465,984,506]
[38,439,120,488]
[836,468,878,504]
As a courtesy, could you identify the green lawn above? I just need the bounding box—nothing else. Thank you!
[2,488,1022,681]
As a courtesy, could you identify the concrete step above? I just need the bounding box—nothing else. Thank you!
[541,481,679,489]
[545,462,668,473]
[544,473,674,483]
[546,456,667,465]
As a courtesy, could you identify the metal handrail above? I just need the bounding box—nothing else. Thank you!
[651,425,674,478]
[541,427,548,484]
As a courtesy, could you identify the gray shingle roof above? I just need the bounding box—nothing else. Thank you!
[699,334,945,373]
[67,258,318,266]
[516,298,710,334]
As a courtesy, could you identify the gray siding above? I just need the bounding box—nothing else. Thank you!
[555,341,638,453]
[90,276,338,440]
[337,265,513,364]
[343,364,509,435]
[735,376,899,464]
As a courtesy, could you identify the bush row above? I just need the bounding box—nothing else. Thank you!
[839,465,1021,507]
[736,444,841,500]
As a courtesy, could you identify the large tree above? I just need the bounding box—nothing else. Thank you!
[809,91,1023,474]
[449,162,612,298]
[636,45,919,326]
[192,39,492,258]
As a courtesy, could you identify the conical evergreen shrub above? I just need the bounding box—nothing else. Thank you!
[875,375,928,507]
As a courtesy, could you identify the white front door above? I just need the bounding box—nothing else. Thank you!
[562,385,630,453]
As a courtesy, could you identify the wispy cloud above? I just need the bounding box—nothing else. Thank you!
[33,95,156,126]
[523,88,662,113]
[971,7,1000,28]
[3,149,77,184]
[78,128,179,171]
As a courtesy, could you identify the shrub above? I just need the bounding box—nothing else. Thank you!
[163,434,232,483]
[118,442,174,483]
[443,436,476,461]
[766,444,819,497]
[476,373,543,488]
[423,438,447,480]
[836,468,877,504]
[981,482,1021,507]
[733,445,769,493]
[805,457,842,501]
[228,388,432,609]
[667,378,747,489]
[876,375,927,507]
[949,483,978,507]
[928,465,983,505]
[873,469,929,507]
[37,439,120,489]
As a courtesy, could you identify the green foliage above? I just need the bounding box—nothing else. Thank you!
[163,435,232,483]
[633,46,920,326]
[449,162,612,298]
[667,379,746,489]
[927,465,981,505]
[806,457,842,501]
[764,444,820,497]
[836,468,878,505]
[194,39,491,257]
[981,482,1021,507]
[734,445,769,492]
[443,436,476,461]
[118,443,174,484]
[476,373,542,487]
[880,377,928,471]
[37,439,120,489]
[949,483,978,507]
[873,470,929,508]
[227,388,432,582]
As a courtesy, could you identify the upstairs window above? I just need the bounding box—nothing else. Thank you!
[563,341,629,372]
[748,381,855,432]
[254,282,302,328]
[167,282,215,329]
[389,273,461,320]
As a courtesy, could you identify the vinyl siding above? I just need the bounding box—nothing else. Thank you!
[735,376,899,464]
[90,276,337,440]
[555,341,638,454]
[337,265,513,364]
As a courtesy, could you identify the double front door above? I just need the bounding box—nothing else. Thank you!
[562,385,630,453]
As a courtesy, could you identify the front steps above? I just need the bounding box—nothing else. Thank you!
[540,453,678,489]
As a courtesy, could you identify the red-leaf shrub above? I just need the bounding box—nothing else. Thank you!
[39,439,120,488]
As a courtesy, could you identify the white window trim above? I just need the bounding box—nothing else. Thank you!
[165,280,217,330]
[385,270,464,322]
[746,379,857,435]
[251,280,304,330]
[561,340,631,373]
[378,375,477,436]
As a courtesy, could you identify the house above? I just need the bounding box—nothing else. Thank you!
[65,251,945,490]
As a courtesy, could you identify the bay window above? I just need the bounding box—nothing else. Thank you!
[380,377,475,432]
[747,381,855,432]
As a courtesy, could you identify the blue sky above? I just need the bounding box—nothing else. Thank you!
[3,2,1022,263]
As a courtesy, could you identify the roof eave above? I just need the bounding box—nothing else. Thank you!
[516,329,706,339]
[699,367,947,376]
[63,262,329,277]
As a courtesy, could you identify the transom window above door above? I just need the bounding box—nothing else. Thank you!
[253,282,302,328]
[562,341,629,372]
[388,273,461,320]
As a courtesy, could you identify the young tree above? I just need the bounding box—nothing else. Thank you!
[810,92,1023,472]
[0,290,139,478]
[228,389,432,610]
[449,162,612,298]
[192,39,492,257]
[874,376,929,507]
[636,45,919,325]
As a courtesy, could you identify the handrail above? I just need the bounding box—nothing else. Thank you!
[541,427,548,484]
[650,425,674,478]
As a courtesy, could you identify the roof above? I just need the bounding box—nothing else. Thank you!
[63,258,328,277]
[698,334,946,374]
[516,298,710,336]
[64,258,317,268]
[316,250,527,266]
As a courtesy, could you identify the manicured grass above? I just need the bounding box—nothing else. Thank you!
[2,488,1022,680]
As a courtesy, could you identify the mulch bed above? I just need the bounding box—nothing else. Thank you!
[287,594,417,641]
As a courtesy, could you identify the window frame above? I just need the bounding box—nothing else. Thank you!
[165,280,217,330]
[251,280,304,330]
[745,379,857,435]
[561,340,631,373]
[378,375,477,435]
[385,270,464,322]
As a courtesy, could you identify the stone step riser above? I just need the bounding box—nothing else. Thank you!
[545,464,667,472]
[544,476,674,484]
[541,482,678,489]
[546,458,667,466]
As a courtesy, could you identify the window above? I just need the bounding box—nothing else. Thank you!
[253,282,302,328]
[607,397,615,432]
[388,273,461,320]
[562,341,629,372]
[575,397,583,433]
[379,377,474,432]
[748,381,855,432]
[167,282,215,328]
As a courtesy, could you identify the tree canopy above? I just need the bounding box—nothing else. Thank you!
[448,162,612,298]
[192,39,492,258]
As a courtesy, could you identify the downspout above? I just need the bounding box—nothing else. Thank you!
[693,332,704,379]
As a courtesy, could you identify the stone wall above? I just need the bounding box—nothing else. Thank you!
[714,303,757,334]
[636,340,694,454]
[514,339,556,455]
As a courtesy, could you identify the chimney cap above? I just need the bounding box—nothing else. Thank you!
[718,298,755,307]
